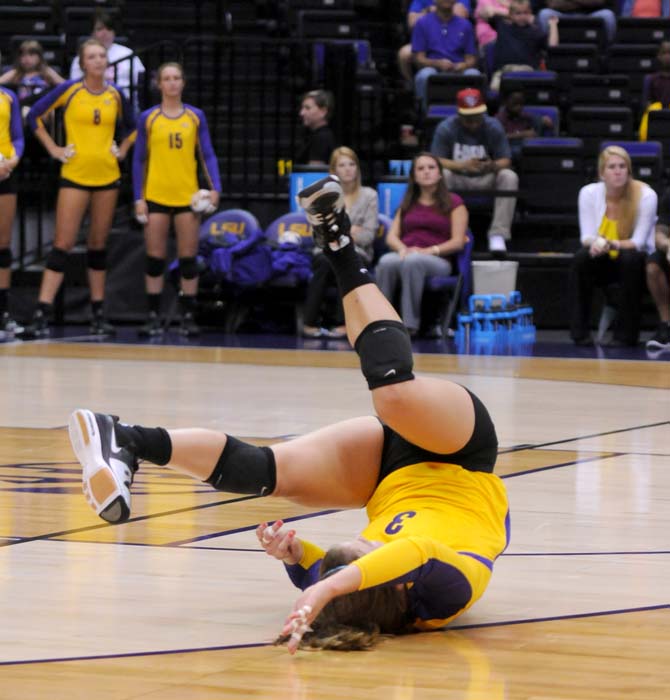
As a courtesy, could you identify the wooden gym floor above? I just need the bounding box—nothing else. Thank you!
[0,338,668,699]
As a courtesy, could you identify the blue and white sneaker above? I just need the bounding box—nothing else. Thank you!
[298,175,351,249]
[68,409,137,523]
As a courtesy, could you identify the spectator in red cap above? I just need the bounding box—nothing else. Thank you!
[430,88,517,254]
[412,0,480,112]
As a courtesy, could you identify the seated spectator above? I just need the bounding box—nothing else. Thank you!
[489,0,559,92]
[495,90,554,164]
[569,146,656,347]
[375,152,467,338]
[412,0,480,113]
[430,88,518,254]
[296,90,336,166]
[475,0,510,49]
[620,0,669,16]
[639,42,670,142]
[645,187,670,352]
[0,40,64,110]
[302,147,378,338]
[70,11,144,103]
[537,0,616,45]
[398,0,470,85]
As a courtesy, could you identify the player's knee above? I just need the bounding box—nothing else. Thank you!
[45,247,69,272]
[179,256,198,280]
[354,320,414,391]
[145,255,166,278]
[372,381,411,426]
[87,248,107,271]
[205,436,276,496]
[0,248,11,269]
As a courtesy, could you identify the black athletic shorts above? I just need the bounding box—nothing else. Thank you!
[377,388,498,486]
[60,178,121,191]
[147,200,193,216]
[648,249,670,278]
[0,171,18,195]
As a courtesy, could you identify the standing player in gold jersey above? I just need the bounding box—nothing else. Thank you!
[24,39,135,337]
[132,62,221,337]
[68,176,509,653]
[0,86,25,338]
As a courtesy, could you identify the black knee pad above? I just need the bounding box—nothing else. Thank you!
[87,248,107,270]
[145,255,166,278]
[354,320,415,390]
[179,256,198,280]
[205,435,276,496]
[46,247,69,272]
[0,248,11,269]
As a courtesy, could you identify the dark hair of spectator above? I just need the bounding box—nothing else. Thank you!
[400,152,453,217]
[93,11,116,33]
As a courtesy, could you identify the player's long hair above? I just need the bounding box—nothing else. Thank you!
[399,152,453,218]
[598,146,643,241]
[275,545,413,652]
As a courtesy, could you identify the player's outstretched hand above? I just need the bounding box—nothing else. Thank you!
[256,520,303,565]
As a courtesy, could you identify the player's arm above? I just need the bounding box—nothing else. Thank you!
[256,520,325,590]
[27,81,75,162]
[8,89,24,164]
[113,85,137,160]
[132,111,149,220]
[194,108,221,209]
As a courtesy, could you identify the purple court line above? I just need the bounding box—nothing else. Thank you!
[450,603,670,631]
[501,419,670,454]
[0,493,263,548]
[2,604,667,667]
[502,550,670,557]
[165,509,341,547]
[501,451,622,479]
[0,641,272,667]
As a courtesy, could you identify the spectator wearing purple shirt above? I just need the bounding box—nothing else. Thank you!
[398,0,471,85]
[412,0,480,112]
[375,153,468,337]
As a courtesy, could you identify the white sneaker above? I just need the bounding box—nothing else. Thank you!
[69,409,137,523]
[489,235,507,253]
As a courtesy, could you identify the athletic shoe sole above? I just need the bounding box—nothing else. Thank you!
[645,339,670,350]
[68,409,131,524]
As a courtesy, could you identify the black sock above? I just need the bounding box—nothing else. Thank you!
[0,289,8,315]
[37,302,52,317]
[91,300,103,316]
[322,243,373,297]
[148,293,161,314]
[179,293,196,313]
[115,423,172,465]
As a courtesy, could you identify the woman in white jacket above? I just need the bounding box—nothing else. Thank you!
[569,145,657,347]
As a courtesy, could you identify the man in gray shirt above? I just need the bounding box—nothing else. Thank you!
[430,88,518,253]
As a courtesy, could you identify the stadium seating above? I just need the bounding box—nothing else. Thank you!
[499,72,558,105]
[519,138,586,221]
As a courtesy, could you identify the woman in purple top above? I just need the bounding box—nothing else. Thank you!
[375,152,468,337]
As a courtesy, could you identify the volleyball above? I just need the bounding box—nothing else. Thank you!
[190,189,215,214]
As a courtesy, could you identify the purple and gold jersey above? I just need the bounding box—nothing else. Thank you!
[132,104,221,207]
[287,461,510,630]
[28,79,133,186]
[0,87,24,161]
